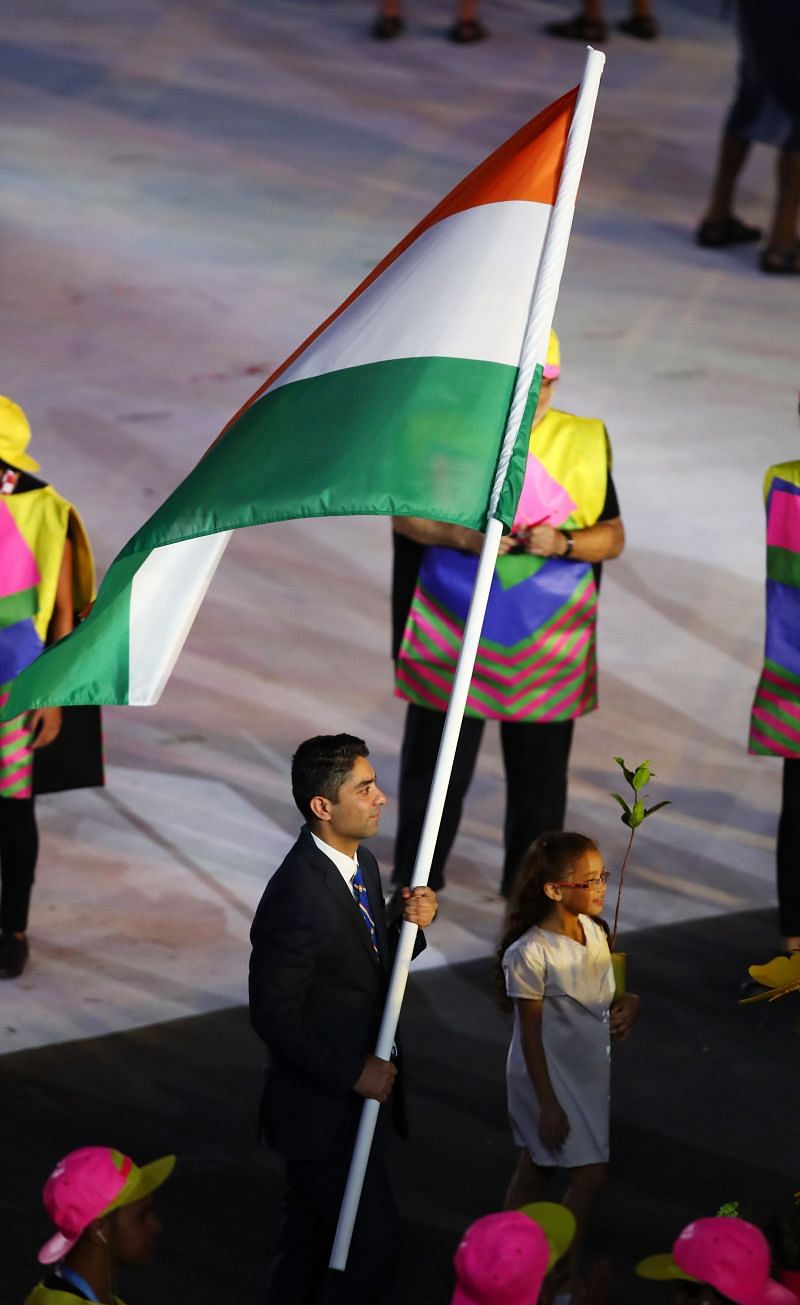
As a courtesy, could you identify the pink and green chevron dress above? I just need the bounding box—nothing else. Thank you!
[395,408,610,722]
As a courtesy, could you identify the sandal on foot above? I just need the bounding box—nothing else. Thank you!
[760,244,800,275]
[696,214,762,248]
[372,14,404,38]
[545,14,607,41]
[449,18,488,42]
[617,14,658,38]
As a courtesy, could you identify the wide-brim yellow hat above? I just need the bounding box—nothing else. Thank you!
[0,396,40,472]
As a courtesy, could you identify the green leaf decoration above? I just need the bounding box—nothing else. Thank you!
[644,800,671,818]
[629,800,645,828]
[609,753,671,950]
[613,756,635,787]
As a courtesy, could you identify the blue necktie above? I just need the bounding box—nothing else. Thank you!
[352,863,379,959]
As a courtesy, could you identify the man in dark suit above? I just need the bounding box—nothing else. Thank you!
[249,733,437,1305]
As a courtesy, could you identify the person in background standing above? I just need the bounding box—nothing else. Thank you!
[545,0,657,44]
[373,0,487,43]
[390,331,624,904]
[696,0,800,275]
[748,458,800,952]
[0,396,94,979]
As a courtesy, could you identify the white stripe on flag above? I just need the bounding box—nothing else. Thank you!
[270,201,552,392]
[128,532,232,705]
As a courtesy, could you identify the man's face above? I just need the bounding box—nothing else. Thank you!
[106,1196,162,1267]
[326,755,386,842]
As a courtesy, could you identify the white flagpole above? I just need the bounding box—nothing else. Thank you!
[329,46,606,1273]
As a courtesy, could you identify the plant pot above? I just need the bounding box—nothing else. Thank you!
[778,1268,800,1302]
[611,951,627,1000]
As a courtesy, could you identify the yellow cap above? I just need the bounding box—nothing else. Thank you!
[635,1252,695,1281]
[0,396,40,472]
[519,1201,576,1271]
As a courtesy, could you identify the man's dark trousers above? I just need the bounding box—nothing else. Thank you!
[393,703,574,896]
[266,1149,399,1304]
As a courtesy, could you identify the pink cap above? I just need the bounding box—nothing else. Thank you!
[452,1211,550,1305]
[38,1146,175,1265]
[673,1218,795,1305]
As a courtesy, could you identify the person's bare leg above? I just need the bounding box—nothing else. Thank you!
[769,148,800,249]
[546,0,605,41]
[618,0,657,38]
[562,1163,608,1277]
[703,132,751,225]
[373,0,403,38]
[503,1149,552,1209]
[450,0,486,42]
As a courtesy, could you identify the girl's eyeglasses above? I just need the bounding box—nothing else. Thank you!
[553,870,611,891]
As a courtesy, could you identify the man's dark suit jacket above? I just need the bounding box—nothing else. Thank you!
[249,828,425,1164]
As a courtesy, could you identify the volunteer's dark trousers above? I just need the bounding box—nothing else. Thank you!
[0,796,38,932]
[392,703,574,897]
[778,757,800,938]
[265,1151,399,1305]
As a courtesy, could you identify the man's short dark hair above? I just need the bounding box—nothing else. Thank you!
[291,734,369,823]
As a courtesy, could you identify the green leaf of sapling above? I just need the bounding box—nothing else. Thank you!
[632,762,653,792]
[610,793,632,816]
[613,756,636,787]
[630,800,645,828]
[639,793,668,814]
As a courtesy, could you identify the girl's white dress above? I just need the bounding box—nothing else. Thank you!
[502,916,615,1167]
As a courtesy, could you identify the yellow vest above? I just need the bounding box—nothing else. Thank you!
[4,484,94,643]
[25,1285,126,1305]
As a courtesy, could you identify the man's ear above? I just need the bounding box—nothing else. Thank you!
[309,795,331,823]
[87,1216,109,1248]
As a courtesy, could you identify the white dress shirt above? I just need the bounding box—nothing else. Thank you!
[311,831,359,893]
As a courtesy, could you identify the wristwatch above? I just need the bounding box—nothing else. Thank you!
[560,530,574,558]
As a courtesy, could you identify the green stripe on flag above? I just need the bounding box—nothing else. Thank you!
[4,355,536,716]
[120,356,528,558]
[5,551,142,713]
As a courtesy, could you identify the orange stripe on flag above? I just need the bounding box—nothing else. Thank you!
[207,88,578,453]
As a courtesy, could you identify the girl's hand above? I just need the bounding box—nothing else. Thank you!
[610,992,640,1041]
[539,1098,570,1150]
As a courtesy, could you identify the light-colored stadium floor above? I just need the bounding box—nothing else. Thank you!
[1,0,797,1053]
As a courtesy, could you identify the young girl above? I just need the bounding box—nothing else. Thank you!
[497,831,639,1288]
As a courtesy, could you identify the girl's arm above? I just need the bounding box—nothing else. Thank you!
[517,999,570,1149]
[610,991,640,1041]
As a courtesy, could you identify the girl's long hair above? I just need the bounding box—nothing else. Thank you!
[494,831,598,1012]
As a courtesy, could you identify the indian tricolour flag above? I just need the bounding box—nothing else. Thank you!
[6,80,594,715]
